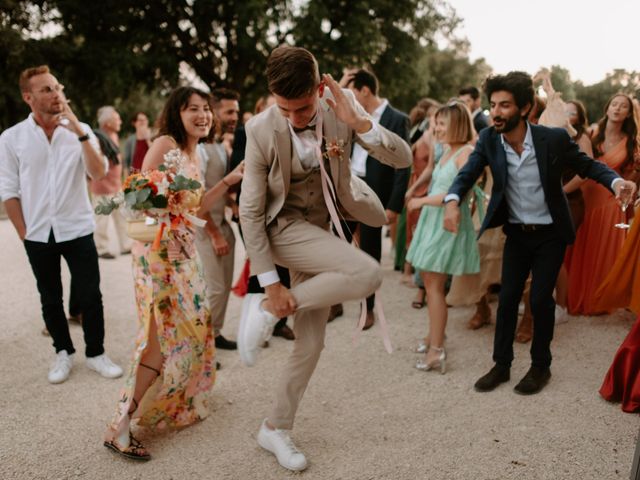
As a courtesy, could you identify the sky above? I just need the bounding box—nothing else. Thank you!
[447,0,639,85]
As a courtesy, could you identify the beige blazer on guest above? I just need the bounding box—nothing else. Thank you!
[239,89,412,276]
[201,143,229,225]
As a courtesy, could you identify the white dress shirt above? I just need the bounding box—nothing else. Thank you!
[0,114,107,243]
[257,105,382,287]
[350,99,388,177]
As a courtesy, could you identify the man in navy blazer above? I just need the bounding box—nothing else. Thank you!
[443,71,637,395]
[345,69,410,327]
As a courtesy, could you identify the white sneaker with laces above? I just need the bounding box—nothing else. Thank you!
[86,353,123,378]
[238,294,278,367]
[257,419,308,472]
[555,305,569,324]
[48,350,73,384]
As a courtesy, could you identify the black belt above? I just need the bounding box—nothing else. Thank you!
[509,223,553,232]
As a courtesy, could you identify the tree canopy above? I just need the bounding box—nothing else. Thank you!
[0,1,636,131]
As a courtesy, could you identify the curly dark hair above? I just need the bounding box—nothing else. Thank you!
[483,71,535,119]
[155,86,216,148]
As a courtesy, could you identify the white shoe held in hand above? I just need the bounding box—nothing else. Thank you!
[238,294,278,367]
[86,353,123,378]
[257,419,308,472]
[48,350,73,384]
[555,305,569,324]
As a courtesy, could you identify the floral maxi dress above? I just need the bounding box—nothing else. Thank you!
[106,166,215,436]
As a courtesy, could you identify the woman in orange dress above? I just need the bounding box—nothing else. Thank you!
[594,205,640,412]
[566,93,640,315]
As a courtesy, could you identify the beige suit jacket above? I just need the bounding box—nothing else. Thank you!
[201,143,228,226]
[239,89,412,276]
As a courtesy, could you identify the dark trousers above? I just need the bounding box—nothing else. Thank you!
[342,221,380,311]
[493,224,567,369]
[24,231,105,357]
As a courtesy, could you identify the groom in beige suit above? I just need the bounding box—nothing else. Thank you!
[239,46,411,472]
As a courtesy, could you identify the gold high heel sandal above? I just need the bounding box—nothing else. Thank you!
[415,346,446,374]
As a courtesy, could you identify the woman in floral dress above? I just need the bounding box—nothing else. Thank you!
[103,86,243,460]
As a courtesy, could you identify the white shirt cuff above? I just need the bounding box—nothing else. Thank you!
[443,193,460,204]
[611,177,623,191]
[357,120,381,146]
[257,270,280,287]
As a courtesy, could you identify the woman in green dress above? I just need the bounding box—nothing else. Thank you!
[406,101,480,373]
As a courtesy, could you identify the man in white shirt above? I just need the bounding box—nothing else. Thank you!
[0,65,123,384]
[238,46,411,472]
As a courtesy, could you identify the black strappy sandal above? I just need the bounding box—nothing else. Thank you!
[104,432,151,461]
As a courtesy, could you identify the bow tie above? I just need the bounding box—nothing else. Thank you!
[293,124,315,134]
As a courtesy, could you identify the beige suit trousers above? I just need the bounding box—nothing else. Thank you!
[195,224,235,335]
[266,218,382,429]
[92,194,131,256]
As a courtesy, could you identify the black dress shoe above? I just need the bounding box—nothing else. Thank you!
[216,361,221,370]
[514,366,551,395]
[215,335,237,350]
[363,310,375,330]
[474,364,510,392]
[273,324,295,341]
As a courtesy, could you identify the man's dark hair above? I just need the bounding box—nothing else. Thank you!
[212,88,240,105]
[266,45,320,99]
[349,69,379,96]
[483,71,535,118]
[458,86,480,100]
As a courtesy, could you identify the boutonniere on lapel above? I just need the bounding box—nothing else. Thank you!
[324,138,345,161]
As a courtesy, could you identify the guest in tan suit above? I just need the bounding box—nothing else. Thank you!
[238,46,411,472]
[195,89,240,351]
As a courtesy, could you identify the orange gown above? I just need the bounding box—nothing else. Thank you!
[566,139,629,315]
[594,210,640,314]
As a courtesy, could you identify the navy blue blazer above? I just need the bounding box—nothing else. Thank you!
[361,104,411,213]
[448,123,620,244]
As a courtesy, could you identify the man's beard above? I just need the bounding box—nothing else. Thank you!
[493,113,521,133]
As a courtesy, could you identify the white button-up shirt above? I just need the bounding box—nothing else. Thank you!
[0,114,107,243]
[350,99,388,177]
[501,123,553,224]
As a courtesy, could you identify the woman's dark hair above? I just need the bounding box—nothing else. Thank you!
[155,86,215,148]
[567,100,589,141]
[483,71,535,119]
[592,93,639,175]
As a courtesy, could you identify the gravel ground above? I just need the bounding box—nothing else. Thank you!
[0,218,638,480]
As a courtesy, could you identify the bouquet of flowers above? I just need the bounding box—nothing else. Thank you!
[95,149,205,259]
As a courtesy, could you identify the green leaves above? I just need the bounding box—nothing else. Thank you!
[94,198,118,215]
[170,174,201,192]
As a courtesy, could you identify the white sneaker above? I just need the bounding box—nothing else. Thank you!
[555,305,569,324]
[238,294,278,367]
[257,419,308,472]
[48,350,73,384]
[86,354,123,379]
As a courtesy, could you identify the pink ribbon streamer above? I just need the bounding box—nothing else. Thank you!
[313,106,393,354]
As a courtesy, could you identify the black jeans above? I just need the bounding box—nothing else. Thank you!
[493,224,567,369]
[24,231,105,357]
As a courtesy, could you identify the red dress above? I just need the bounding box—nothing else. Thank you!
[599,316,640,413]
